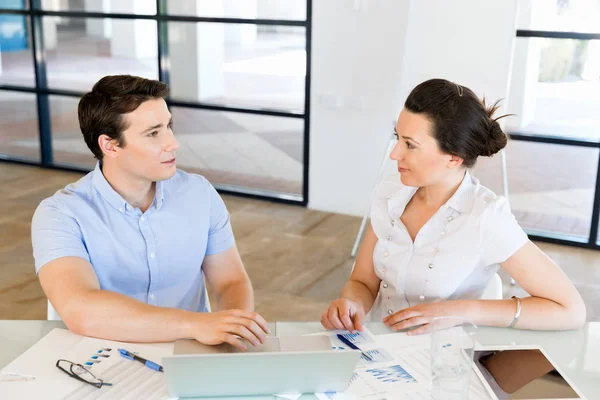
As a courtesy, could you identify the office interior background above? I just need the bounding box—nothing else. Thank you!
[0,0,599,322]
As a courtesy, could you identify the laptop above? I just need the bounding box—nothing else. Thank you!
[162,335,361,398]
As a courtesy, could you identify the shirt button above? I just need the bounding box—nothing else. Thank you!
[447,216,453,222]
[441,231,446,236]
[119,207,124,213]
[149,293,155,300]
[140,216,145,222]
[387,235,392,241]
[383,283,388,289]
[388,309,393,315]
[419,295,425,301]
[150,253,155,259]
[383,252,389,257]
[429,263,434,269]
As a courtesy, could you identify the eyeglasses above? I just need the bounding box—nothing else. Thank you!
[55,359,113,389]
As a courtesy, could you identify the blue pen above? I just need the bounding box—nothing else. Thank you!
[336,334,373,361]
[118,349,163,372]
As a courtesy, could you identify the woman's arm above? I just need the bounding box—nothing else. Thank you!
[321,224,382,331]
[492,240,586,329]
[341,224,382,312]
[383,241,586,333]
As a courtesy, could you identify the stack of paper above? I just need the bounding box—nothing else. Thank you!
[314,330,490,400]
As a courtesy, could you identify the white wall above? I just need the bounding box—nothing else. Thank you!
[308,1,411,217]
[308,0,519,216]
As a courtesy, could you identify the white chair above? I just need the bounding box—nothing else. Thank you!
[481,273,503,300]
[47,300,61,321]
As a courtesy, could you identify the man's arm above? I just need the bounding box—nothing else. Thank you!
[39,256,269,349]
[202,245,254,312]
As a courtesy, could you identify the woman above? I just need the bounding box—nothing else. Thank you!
[321,79,586,334]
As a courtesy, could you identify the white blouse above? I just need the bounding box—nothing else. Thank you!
[368,170,529,321]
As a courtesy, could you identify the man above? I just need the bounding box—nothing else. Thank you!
[32,75,268,350]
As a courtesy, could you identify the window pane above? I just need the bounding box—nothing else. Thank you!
[0,0,29,10]
[0,90,39,161]
[507,38,600,141]
[0,13,34,86]
[517,0,600,33]
[41,0,156,15]
[167,1,306,20]
[168,22,305,112]
[50,95,95,168]
[171,107,304,196]
[45,17,158,92]
[474,141,598,241]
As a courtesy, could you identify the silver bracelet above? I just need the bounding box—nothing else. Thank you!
[508,296,521,328]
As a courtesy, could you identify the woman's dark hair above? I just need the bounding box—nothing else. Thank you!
[78,75,169,160]
[404,78,509,168]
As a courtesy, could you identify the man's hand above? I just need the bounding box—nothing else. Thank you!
[192,310,270,350]
[321,298,365,332]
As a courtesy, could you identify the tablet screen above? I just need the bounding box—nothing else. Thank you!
[473,349,580,399]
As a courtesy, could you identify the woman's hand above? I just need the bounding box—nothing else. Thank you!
[321,298,366,332]
[383,301,464,335]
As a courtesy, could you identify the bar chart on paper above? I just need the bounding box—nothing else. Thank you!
[365,364,417,384]
[340,332,374,346]
[363,349,393,363]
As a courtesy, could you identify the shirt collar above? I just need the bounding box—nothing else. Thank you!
[387,170,476,218]
[92,162,166,213]
[445,170,476,213]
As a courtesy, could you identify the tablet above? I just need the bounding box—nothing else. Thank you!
[472,345,584,400]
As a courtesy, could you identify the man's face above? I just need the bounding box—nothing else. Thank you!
[108,98,180,182]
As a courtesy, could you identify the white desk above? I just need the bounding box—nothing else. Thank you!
[1,321,598,399]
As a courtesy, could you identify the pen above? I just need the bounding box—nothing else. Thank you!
[336,334,373,361]
[118,348,163,372]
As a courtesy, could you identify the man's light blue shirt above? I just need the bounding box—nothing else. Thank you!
[31,163,235,312]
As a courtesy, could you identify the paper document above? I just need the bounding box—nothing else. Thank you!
[59,335,172,400]
[315,330,490,400]
[0,328,173,400]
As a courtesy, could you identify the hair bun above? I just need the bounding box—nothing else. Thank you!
[481,119,507,157]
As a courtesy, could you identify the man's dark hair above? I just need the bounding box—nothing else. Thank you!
[78,75,169,160]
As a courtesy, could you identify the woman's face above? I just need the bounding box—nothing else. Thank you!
[390,109,461,187]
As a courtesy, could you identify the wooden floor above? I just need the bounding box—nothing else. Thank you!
[1,162,599,323]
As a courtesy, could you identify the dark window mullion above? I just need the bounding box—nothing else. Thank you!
[30,0,52,165]
[302,0,312,206]
[516,30,600,40]
[156,0,169,85]
[588,151,600,245]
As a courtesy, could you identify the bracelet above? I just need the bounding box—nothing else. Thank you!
[508,296,521,328]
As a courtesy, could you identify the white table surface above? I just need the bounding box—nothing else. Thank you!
[1,321,598,399]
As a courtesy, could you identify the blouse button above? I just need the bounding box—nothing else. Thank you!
[447,216,453,222]
[382,283,388,289]
[428,263,434,269]
[388,309,393,315]
[383,251,389,257]
[419,295,425,301]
